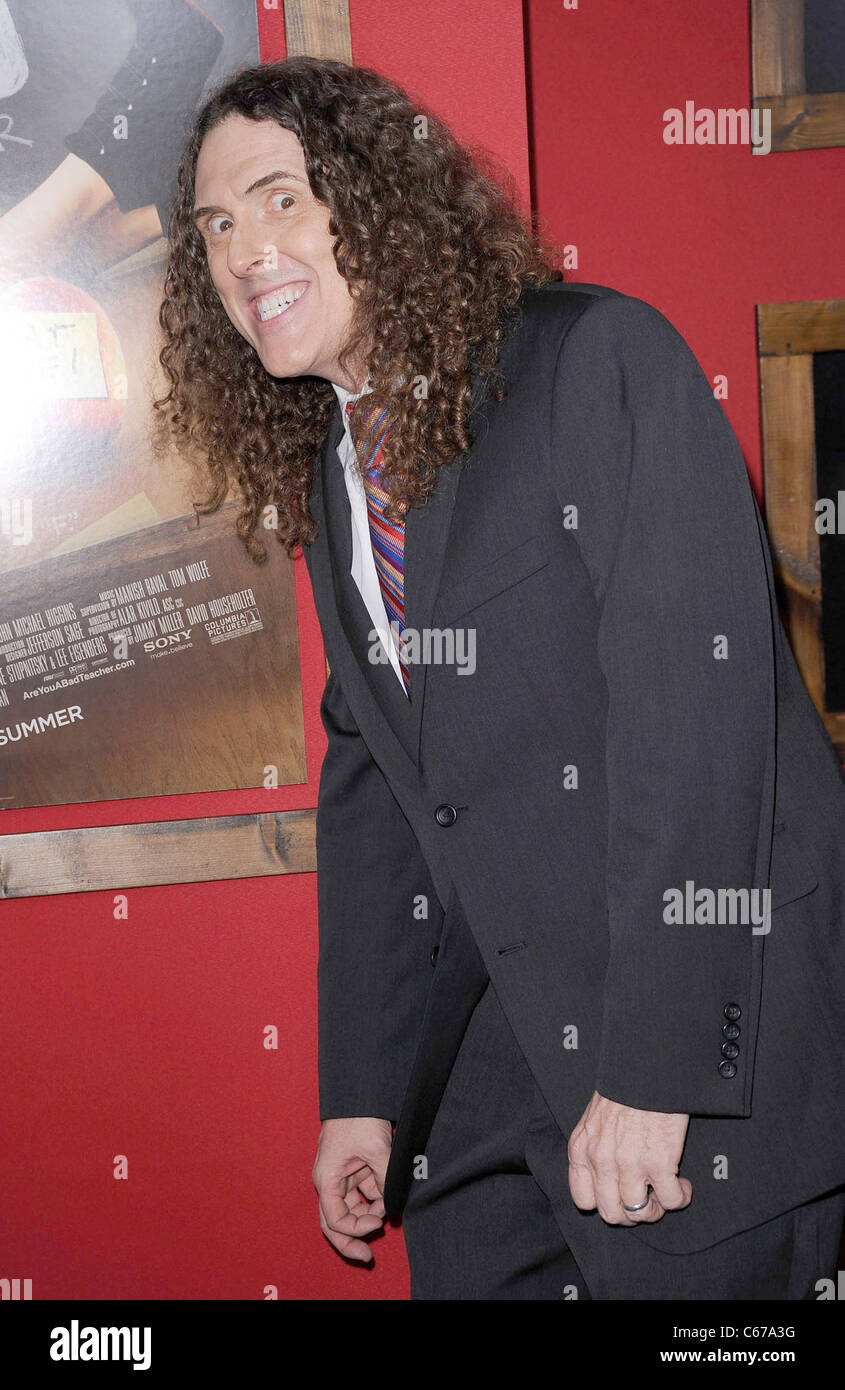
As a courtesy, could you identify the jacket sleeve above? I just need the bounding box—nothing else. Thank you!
[548,293,776,1116]
[315,666,439,1122]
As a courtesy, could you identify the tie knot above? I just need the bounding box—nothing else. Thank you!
[345,396,389,456]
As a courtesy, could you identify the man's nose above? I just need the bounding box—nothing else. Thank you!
[227,222,273,277]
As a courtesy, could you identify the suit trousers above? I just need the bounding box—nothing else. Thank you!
[400,974,845,1300]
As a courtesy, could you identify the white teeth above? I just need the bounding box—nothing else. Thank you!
[255,284,306,322]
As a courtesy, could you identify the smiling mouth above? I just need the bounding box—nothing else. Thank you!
[252,283,308,323]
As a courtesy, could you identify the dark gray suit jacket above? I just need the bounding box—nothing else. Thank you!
[303,281,845,1255]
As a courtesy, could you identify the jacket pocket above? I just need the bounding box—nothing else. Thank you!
[434,534,552,626]
[769,820,819,911]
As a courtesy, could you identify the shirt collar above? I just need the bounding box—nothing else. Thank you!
[331,377,372,464]
[331,376,371,416]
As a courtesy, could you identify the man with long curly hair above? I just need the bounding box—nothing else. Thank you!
[156,57,845,1301]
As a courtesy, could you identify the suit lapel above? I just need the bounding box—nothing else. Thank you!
[404,370,490,762]
[402,434,464,762]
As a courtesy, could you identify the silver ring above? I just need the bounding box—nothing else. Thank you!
[623,1195,650,1212]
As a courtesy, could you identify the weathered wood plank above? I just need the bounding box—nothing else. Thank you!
[759,353,819,585]
[751,0,805,99]
[0,809,317,899]
[759,299,845,356]
[283,0,353,62]
[755,92,845,151]
[757,303,845,761]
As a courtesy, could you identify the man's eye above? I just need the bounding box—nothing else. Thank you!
[208,215,233,236]
[270,193,296,212]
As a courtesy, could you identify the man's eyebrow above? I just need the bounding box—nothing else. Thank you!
[242,168,308,197]
[193,169,307,220]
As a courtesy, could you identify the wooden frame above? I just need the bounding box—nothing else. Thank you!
[283,0,353,61]
[0,809,317,899]
[751,0,845,151]
[757,297,845,760]
[1,1,352,899]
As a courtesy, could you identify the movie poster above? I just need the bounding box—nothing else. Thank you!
[0,0,307,809]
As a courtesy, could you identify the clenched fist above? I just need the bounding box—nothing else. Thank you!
[568,1091,693,1225]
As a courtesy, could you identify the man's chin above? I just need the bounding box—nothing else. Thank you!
[252,344,316,382]
[265,363,313,381]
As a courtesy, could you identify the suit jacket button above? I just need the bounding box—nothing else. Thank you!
[721,1041,740,1060]
[430,945,439,966]
[723,1002,742,1021]
[718,1060,738,1078]
[722,1022,741,1041]
[435,804,458,826]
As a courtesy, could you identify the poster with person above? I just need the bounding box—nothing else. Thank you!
[0,0,306,808]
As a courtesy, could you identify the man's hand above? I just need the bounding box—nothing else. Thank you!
[312,1117,393,1263]
[568,1091,692,1225]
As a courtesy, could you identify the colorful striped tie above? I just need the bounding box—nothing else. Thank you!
[345,399,411,696]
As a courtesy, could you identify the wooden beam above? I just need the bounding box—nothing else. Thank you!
[751,0,805,99]
[0,809,316,899]
[283,0,353,62]
[757,300,845,761]
[754,92,845,152]
[759,352,819,590]
[758,298,845,356]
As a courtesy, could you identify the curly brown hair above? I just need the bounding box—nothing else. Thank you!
[154,57,562,561]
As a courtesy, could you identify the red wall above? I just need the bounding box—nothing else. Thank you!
[2,0,842,1301]
[526,0,845,502]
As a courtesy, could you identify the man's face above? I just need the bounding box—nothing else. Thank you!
[193,115,363,389]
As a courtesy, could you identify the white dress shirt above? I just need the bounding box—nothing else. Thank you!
[330,380,407,693]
